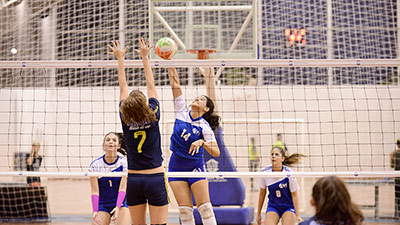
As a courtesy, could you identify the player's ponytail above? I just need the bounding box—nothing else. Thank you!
[202,96,221,131]
[272,146,306,166]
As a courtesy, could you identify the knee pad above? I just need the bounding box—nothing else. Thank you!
[198,202,215,219]
[178,206,195,225]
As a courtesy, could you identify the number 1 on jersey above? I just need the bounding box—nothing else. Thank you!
[134,131,146,153]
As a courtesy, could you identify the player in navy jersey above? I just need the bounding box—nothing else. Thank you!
[167,67,220,225]
[108,39,169,225]
[89,132,130,225]
[256,146,305,225]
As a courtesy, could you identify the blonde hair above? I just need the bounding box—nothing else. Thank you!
[32,141,40,146]
[120,90,157,125]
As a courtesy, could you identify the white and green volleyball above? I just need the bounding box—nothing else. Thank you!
[155,37,177,60]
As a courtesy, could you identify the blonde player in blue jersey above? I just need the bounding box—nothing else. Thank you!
[167,68,220,225]
[89,132,130,225]
[108,39,169,225]
[256,146,305,225]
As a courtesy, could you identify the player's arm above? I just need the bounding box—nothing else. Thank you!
[90,177,100,224]
[167,68,183,99]
[135,38,158,100]
[201,67,217,112]
[112,176,127,221]
[291,190,302,222]
[202,141,220,157]
[256,187,266,225]
[108,40,129,101]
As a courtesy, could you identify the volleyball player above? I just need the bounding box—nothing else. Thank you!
[108,39,169,225]
[167,67,220,225]
[89,132,130,225]
[256,146,304,225]
[299,176,364,225]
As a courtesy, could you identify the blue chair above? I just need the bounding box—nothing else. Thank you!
[193,127,254,224]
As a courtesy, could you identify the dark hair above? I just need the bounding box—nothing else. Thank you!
[271,146,305,166]
[103,132,126,156]
[202,95,220,131]
[397,138,400,148]
[120,90,157,125]
[312,176,364,225]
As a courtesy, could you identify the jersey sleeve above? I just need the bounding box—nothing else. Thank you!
[202,124,216,143]
[258,177,266,189]
[88,161,97,172]
[174,95,187,113]
[122,157,128,173]
[148,97,160,120]
[289,176,300,192]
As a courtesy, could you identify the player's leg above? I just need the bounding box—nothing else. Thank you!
[92,211,111,225]
[114,207,130,225]
[148,204,169,225]
[191,179,216,225]
[264,211,280,225]
[281,210,296,225]
[129,204,147,225]
[169,181,194,225]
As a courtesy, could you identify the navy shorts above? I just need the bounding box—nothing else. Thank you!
[99,202,128,214]
[168,153,206,186]
[266,205,296,218]
[126,173,169,206]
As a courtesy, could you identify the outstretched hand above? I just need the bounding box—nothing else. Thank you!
[108,40,129,60]
[134,38,153,59]
[189,139,205,156]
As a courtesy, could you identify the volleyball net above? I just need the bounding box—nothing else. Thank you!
[0,0,399,221]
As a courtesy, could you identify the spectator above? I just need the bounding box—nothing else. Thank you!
[300,176,364,225]
[26,141,42,187]
[249,137,260,191]
[273,133,288,151]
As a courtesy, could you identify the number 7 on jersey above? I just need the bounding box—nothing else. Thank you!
[134,131,146,153]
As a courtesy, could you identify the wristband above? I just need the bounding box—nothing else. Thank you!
[116,191,126,208]
[91,195,99,212]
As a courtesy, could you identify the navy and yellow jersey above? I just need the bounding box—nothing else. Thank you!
[89,155,128,206]
[258,165,299,209]
[170,95,216,160]
[119,97,163,170]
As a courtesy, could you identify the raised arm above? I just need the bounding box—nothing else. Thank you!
[135,38,158,100]
[200,67,217,112]
[167,68,183,99]
[108,40,129,101]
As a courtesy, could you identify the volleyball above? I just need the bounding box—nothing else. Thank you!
[155,37,177,60]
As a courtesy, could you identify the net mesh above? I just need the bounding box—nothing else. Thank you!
[0,0,399,221]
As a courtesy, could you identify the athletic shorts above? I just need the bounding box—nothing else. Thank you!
[99,202,128,214]
[126,173,169,206]
[168,153,206,186]
[266,205,296,218]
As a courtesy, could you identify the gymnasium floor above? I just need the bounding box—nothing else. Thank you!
[2,177,399,224]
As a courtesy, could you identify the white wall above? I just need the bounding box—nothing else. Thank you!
[0,85,399,173]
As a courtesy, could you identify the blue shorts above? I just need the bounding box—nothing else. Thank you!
[266,205,296,218]
[168,153,206,186]
[126,173,169,206]
[99,203,128,214]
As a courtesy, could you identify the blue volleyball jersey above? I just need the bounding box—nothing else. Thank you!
[89,155,127,206]
[258,165,299,209]
[170,95,216,160]
[119,98,163,170]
